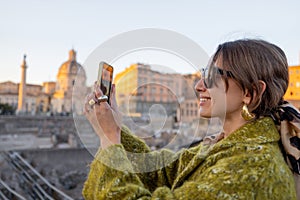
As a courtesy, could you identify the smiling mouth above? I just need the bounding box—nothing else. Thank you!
[199,97,211,103]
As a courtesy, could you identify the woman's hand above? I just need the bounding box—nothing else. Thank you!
[84,83,122,149]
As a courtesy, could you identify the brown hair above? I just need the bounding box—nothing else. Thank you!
[209,39,289,117]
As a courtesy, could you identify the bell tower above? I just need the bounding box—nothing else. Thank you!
[17,54,28,115]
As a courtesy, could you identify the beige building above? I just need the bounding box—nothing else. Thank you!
[0,81,43,114]
[0,81,19,109]
[114,63,200,124]
[178,73,201,123]
[115,63,182,116]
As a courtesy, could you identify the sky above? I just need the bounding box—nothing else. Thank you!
[0,0,300,85]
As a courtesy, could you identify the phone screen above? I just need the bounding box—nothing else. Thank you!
[97,62,114,104]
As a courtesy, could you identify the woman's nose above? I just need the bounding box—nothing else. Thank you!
[195,79,206,92]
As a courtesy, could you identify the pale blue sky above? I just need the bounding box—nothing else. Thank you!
[1,0,299,85]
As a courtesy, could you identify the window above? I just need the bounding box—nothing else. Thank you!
[151,87,156,94]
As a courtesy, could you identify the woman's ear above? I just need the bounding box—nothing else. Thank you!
[244,80,266,110]
[255,81,266,102]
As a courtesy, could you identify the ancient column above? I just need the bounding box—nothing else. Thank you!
[17,55,27,115]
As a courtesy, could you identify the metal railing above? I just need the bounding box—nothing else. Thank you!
[3,151,73,200]
[0,178,26,200]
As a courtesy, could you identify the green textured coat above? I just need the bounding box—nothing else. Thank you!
[82,117,297,199]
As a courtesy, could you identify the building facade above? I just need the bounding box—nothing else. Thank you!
[0,81,43,114]
[114,63,200,124]
[0,81,19,108]
[178,73,201,123]
[284,65,300,109]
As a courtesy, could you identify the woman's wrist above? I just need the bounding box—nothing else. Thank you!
[99,130,121,149]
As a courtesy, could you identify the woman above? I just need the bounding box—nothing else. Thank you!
[83,39,299,199]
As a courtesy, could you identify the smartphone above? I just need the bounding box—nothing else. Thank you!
[97,62,114,105]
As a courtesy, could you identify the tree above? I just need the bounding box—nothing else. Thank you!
[0,103,15,115]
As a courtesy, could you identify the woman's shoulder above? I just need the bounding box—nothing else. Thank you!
[220,117,280,146]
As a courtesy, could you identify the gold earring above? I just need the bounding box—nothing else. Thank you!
[241,104,255,121]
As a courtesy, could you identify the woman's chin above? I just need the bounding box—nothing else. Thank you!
[199,112,211,118]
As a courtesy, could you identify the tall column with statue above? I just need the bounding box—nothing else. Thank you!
[17,55,27,115]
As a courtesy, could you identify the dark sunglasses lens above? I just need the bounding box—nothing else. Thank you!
[202,66,233,88]
[201,68,211,88]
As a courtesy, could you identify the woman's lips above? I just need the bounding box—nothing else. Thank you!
[199,96,211,106]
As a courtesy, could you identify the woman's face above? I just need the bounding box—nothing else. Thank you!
[195,58,245,120]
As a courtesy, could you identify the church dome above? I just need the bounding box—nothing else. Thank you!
[57,49,83,77]
[53,49,87,114]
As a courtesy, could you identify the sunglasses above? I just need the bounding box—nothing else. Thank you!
[201,66,234,88]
